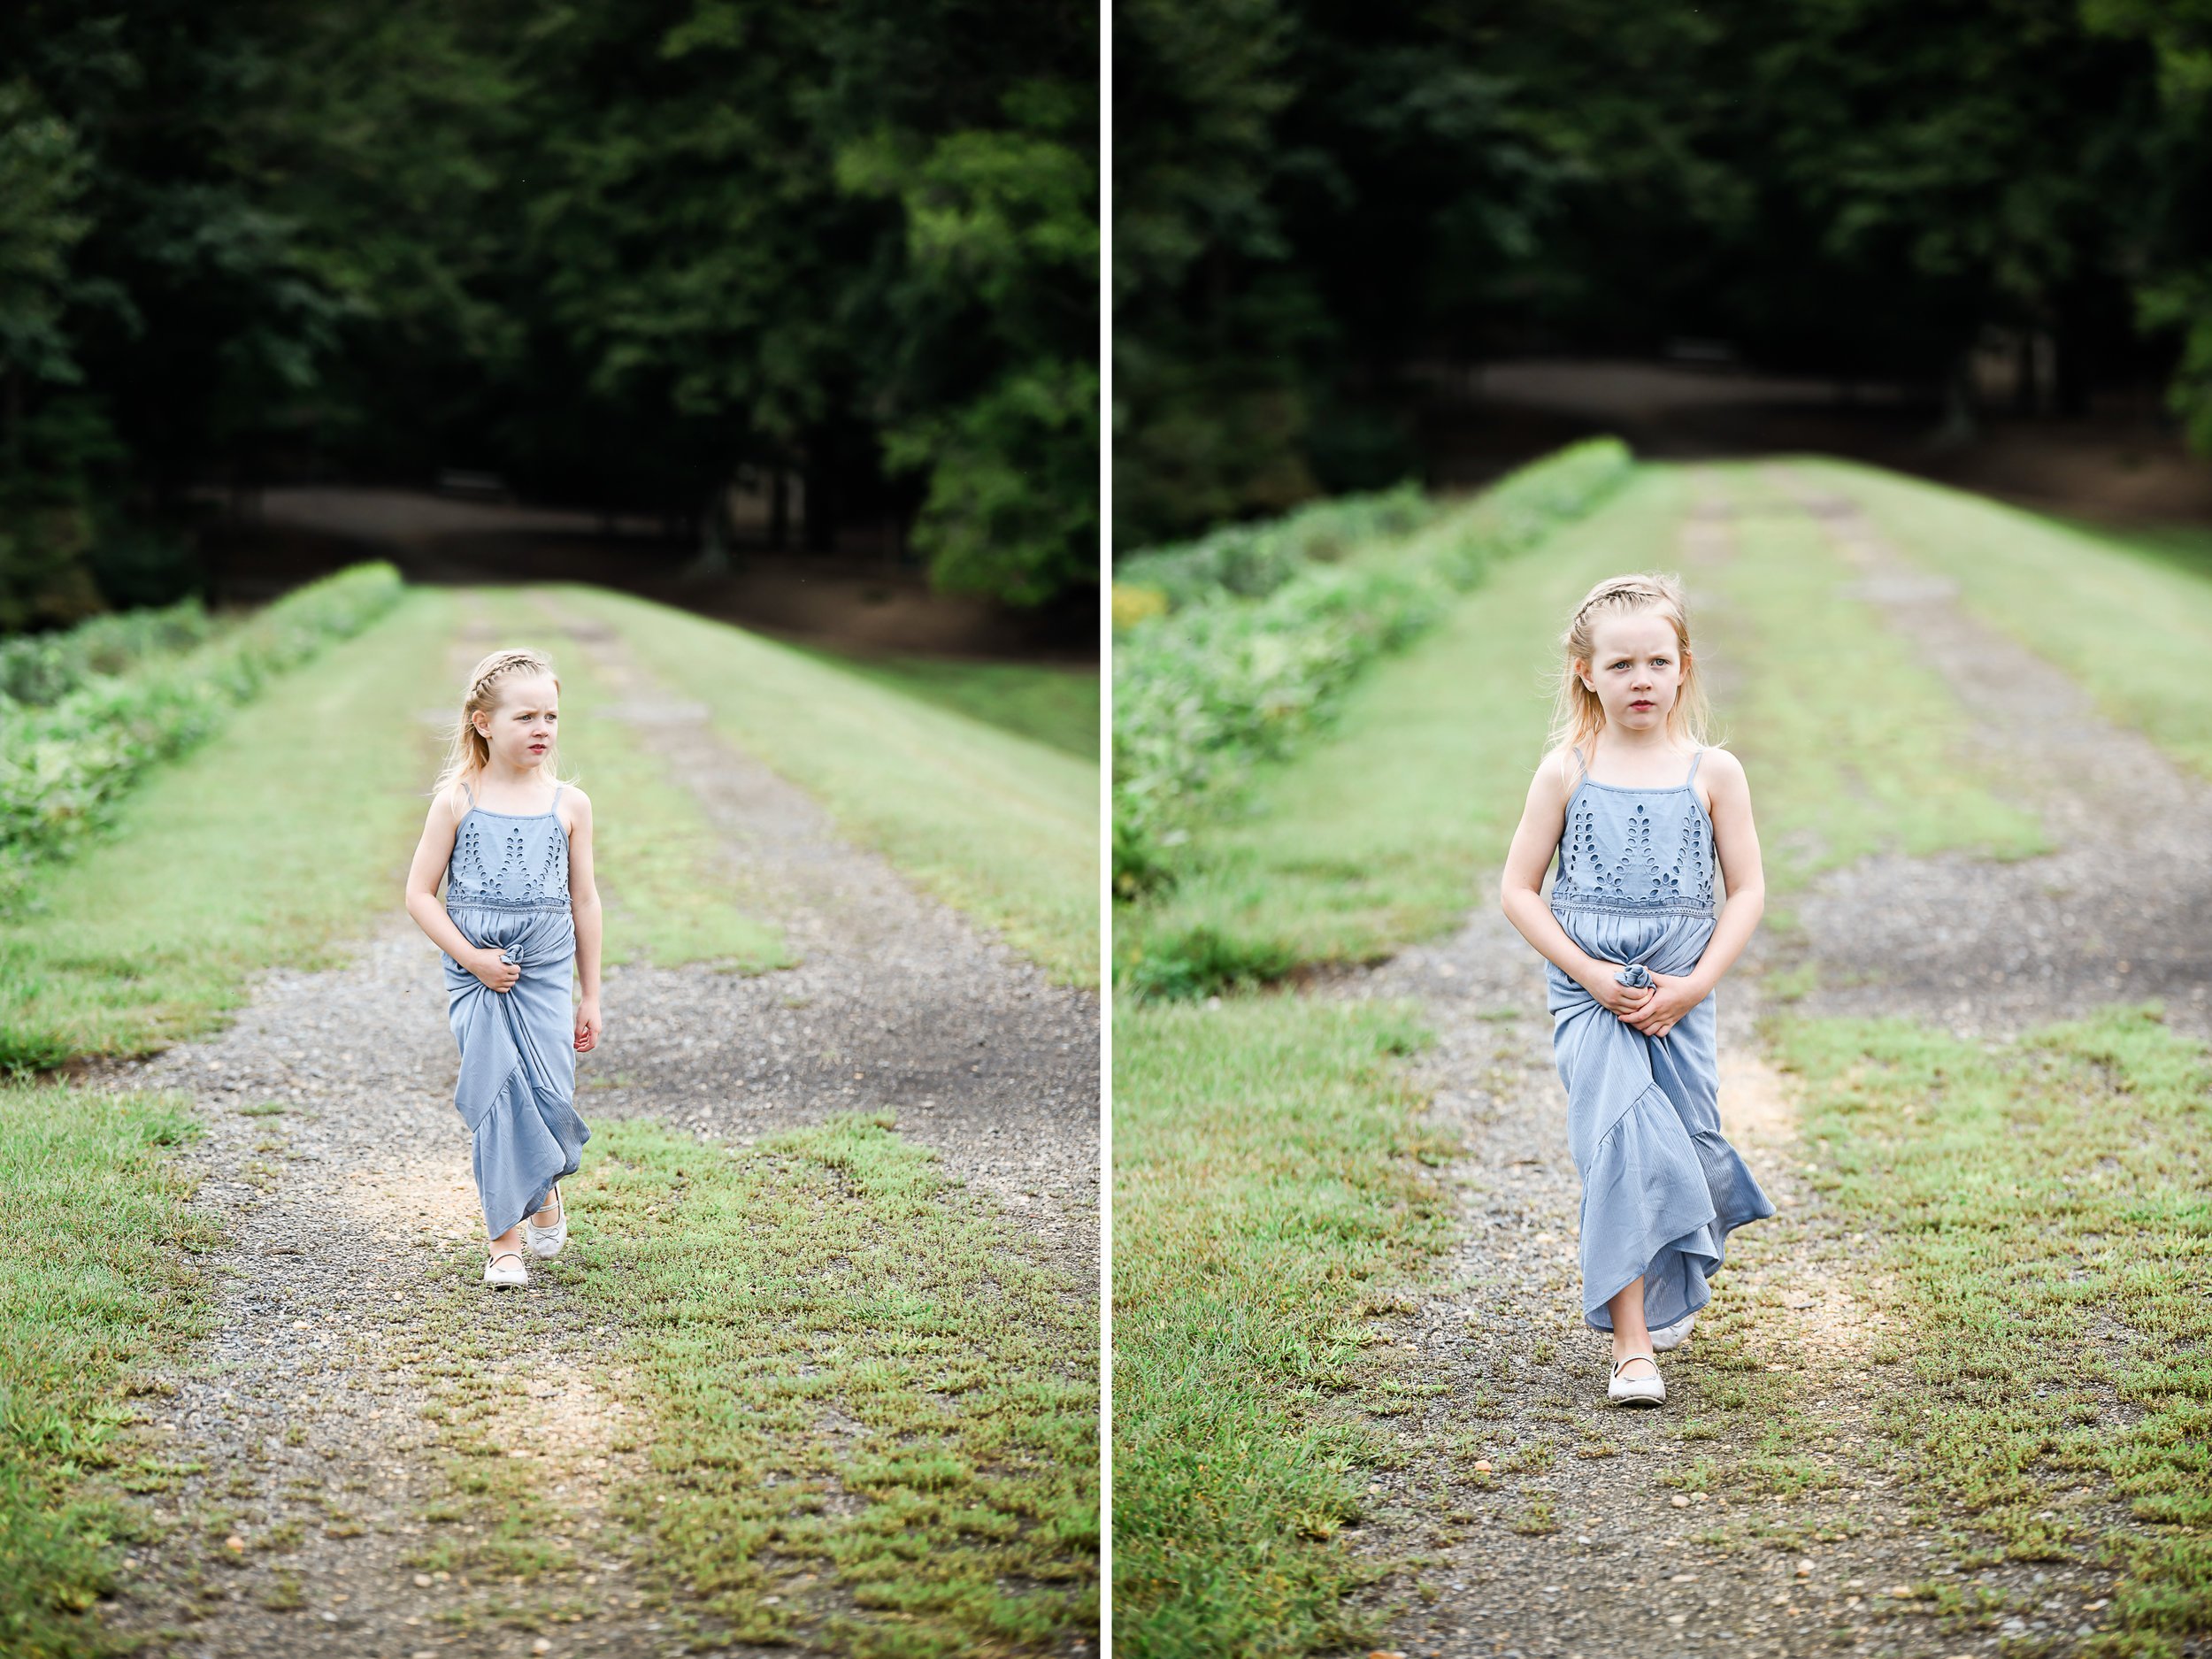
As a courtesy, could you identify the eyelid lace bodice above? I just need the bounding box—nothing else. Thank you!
[1548,746,1716,920]
[445,782,572,913]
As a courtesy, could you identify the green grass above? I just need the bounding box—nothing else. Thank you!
[472,588,791,973]
[1699,463,2047,906]
[0,588,462,1067]
[0,1084,220,1659]
[1789,457,2212,783]
[369,1111,1100,1655]
[557,585,1099,987]
[557,1113,1097,1655]
[783,643,1099,761]
[1766,1004,2212,1655]
[1113,996,1455,1657]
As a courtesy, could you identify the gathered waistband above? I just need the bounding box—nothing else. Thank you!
[448,895,572,914]
[1551,895,1716,921]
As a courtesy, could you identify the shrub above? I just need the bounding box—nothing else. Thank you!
[0,564,403,908]
[1112,438,1631,898]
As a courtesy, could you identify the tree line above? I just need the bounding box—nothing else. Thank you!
[1115,0,2212,549]
[0,0,1098,628]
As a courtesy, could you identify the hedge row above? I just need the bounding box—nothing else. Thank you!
[1112,438,1632,896]
[0,563,405,906]
[1113,480,1440,611]
[0,598,219,706]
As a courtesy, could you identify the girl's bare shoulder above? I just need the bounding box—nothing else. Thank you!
[1694,743,1749,813]
[1529,741,1581,805]
[557,784,593,835]
[427,777,472,826]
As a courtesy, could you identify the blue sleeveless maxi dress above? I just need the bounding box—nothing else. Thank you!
[442,781,590,1240]
[1543,745,1774,1334]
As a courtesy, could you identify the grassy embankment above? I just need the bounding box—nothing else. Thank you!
[1113,458,2091,1654]
[784,641,1099,761]
[556,584,1099,987]
[1790,457,2212,784]
[1,581,1097,1654]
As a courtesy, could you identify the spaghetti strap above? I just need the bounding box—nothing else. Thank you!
[1569,743,1589,786]
[460,780,476,810]
[1684,747,1705,786]
[550,783,565,813]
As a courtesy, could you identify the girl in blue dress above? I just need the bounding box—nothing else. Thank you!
[403,648,603,1288]
[1497,572,1776,1406]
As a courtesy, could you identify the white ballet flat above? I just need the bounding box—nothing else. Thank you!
[1608,1352,1665,1407]
[1651,1310,1698,1353]
[483,1248,529,1288]
[525,1185,567,1260]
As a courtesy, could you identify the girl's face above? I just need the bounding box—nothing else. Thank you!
[473,673,559,772]
[1579,611,1686,733]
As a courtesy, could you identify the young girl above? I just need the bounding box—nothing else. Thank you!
[403,647,603,1287]
[1497,572,1776,1407]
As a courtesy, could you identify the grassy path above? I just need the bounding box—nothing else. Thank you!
[1113,460,2212,1658]
[12,582,1098,1657]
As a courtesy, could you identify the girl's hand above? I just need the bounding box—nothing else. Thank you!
[472,949,520,994]
[1620,971,1701,1040]
[574,996,602,1054]
[1584,964,1655,1020]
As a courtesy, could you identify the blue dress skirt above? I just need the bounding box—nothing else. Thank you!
[1543,747,1774,1333]
[441,783,590,1240]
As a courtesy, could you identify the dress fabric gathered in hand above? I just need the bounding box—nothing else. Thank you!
[442,783,589,1239]
[1544,746,1774,1333]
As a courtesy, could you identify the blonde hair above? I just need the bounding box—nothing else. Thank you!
[433,648,572,801]
[1545,571,1718,765]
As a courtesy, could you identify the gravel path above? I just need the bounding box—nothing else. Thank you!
[1309,472,2208,1659]
[86,591,1100,1657]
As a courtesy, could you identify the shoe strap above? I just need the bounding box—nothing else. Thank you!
[489,1250,526,1266]
[1612,1354,1659,1376]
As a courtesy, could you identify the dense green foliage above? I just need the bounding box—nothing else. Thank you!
[0,597,215,705]
[0,564,400,905]
[1115,481,1438,611]
[1112,439,1629,902]
[0,1,1096,615]
[1115,0,2212,546]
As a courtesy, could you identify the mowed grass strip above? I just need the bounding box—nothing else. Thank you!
[471,588,791,973]
[1118,467,1694,995]
[1767,1005,2212,1651]
[1695,464,2047,910]
[0,1084,219,1659]
[549,1114,1097,1656]
[1114,997,1453,1657]
[0,588,462,1067]
[1786,457,2212,784]
[552,585,1098,987]
[781,643,1099,762]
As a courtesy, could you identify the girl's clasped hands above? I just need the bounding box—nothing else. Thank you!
[1590,963,1698,1041]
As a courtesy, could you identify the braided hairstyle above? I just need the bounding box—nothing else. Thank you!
[1544,571,1717,766]
[432,647,570,801]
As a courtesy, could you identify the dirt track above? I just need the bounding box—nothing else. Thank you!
[1316,471,2211,1659]
[88,593,1099,1658]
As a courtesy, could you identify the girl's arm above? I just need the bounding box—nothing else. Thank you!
[1496,749,1655,1020]
[1622,748,1764,1037]
[403,787,516,991]
[564,789,603,1052]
